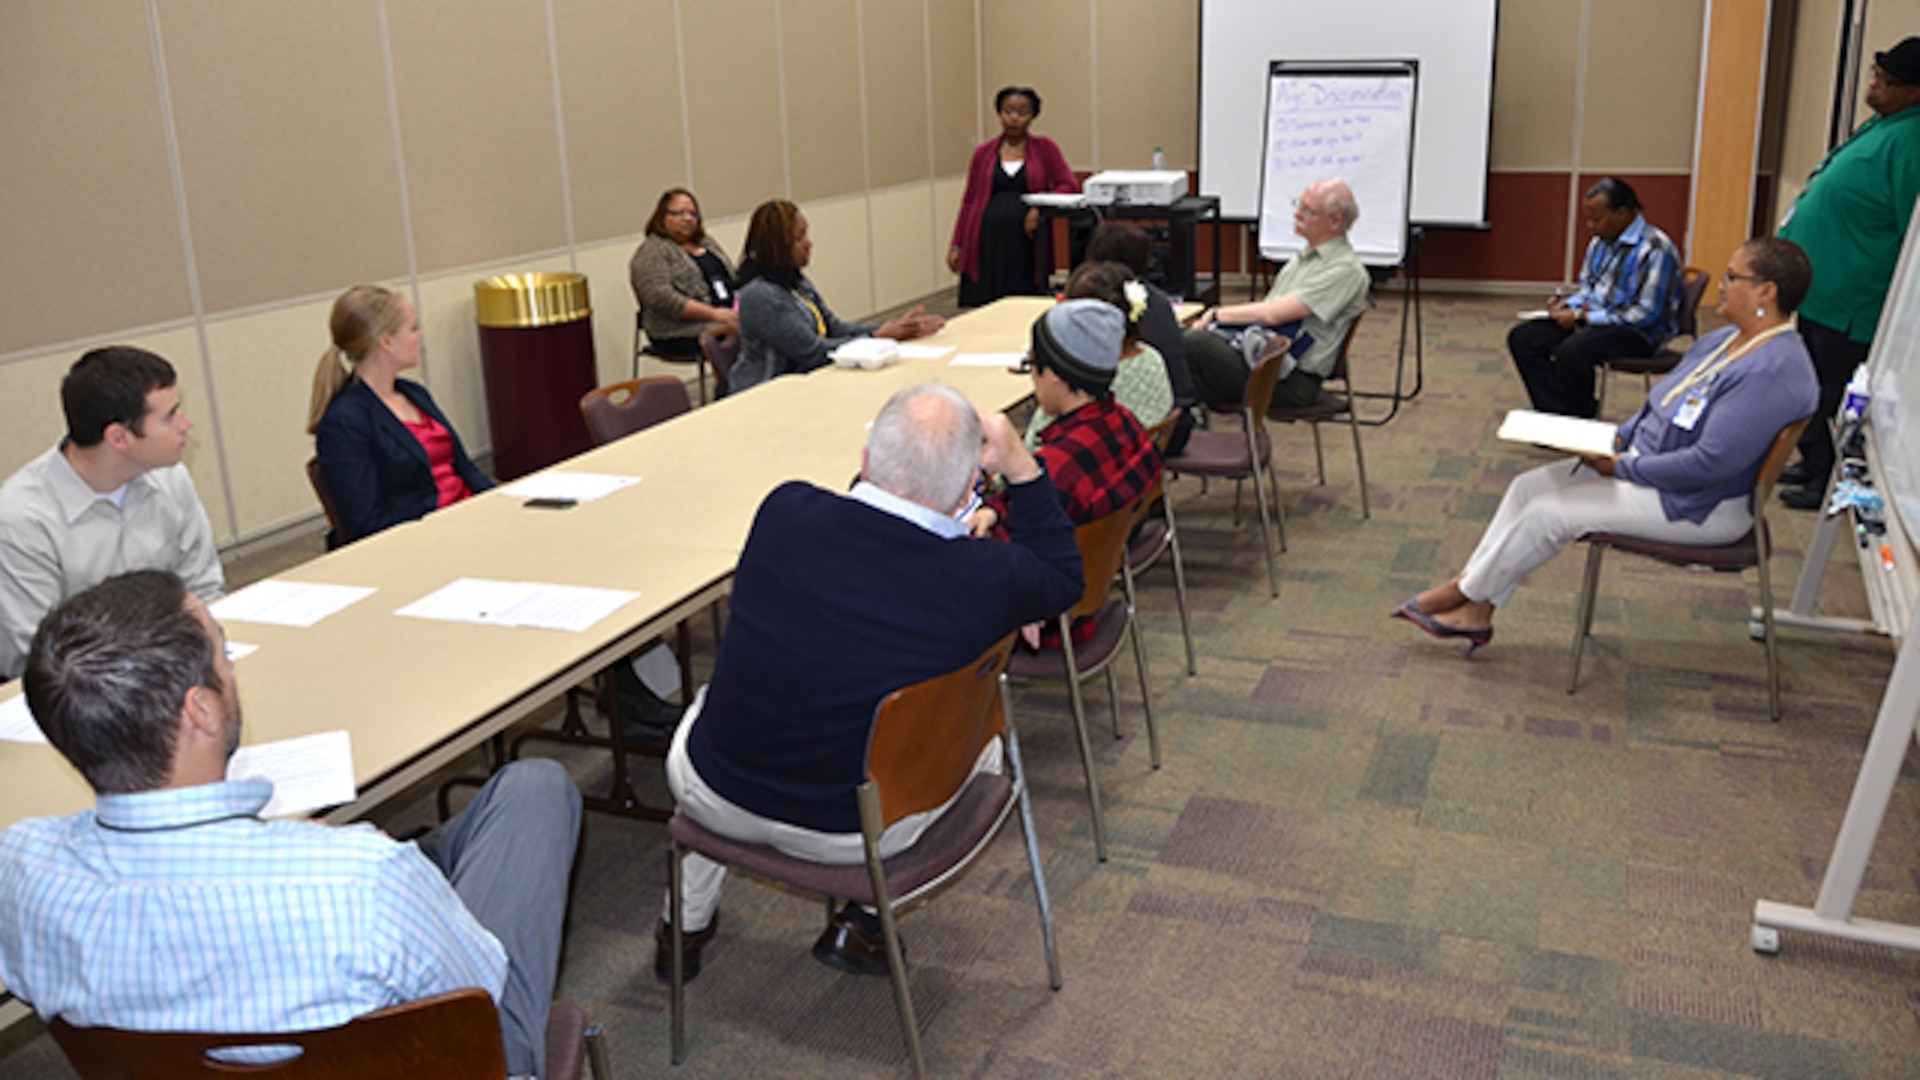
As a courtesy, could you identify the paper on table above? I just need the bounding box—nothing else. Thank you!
[1496,409,1619,457]
[0,695,46,744]
[211,580,376,628]
[227,730,357,819]
[227,642,258,661]
[950,352,1027,368]
[395,578,640,633]
[894,343,955,361]
[1517,309,1551,320]
[499,473,642,503]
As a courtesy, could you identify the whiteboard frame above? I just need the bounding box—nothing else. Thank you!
[1256,61,1418,268]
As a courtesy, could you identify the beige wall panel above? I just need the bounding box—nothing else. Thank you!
[1864,0,1920,93]
[418,266,520,456]
[706,214,751,271]
[682,1,786,219]
[781,0,867,202]
[864,0,934,189]
[1095,0,1197,170]
[801,196,876,320]
[202,297,342,537]
[552,0,689,246]
[386,0,569,274]
[159,1,408,314]
[1580,0,1705,170]
[1775,0,1845,220]
[928,0,982,176]
[869,184,937,311]
[0,356,79,480]
[576,238,643,389]
[931,177,966,283]
[0,1,192,355]
[982,1,1092,166]
[1488,0,1580,169]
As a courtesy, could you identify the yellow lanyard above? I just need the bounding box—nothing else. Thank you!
[794,291,826,336]
[1659,322,1793,409]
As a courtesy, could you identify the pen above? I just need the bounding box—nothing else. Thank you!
[1881,544,1895,572]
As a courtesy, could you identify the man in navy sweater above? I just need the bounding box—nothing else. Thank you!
[658,382,1084,980]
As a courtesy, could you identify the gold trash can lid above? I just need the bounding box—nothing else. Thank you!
[473,272,592,329]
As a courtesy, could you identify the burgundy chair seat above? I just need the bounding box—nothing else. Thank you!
[1166,427,1271,476]
[667,771,1013,902]
[1004,597,1131,681]
[1126,518,1168,573]
[1582,529,1758,571]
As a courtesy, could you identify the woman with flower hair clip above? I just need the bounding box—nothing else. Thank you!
[1023,260,1174,449]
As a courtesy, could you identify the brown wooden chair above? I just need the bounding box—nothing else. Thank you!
[48,988,609,1080]
[1267,310,1370,520]
[1004,490,1161,862]
[579,377,693,445]
[1130,412,1195,676]
[698,327,740,400]
[304,458,351,550]
[666,633,1057,1079]
[1568,417,1811,721]
[1594,266,1710,416]
[1164,348,1288,597]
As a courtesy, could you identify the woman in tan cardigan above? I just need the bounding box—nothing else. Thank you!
[628,187,738,359]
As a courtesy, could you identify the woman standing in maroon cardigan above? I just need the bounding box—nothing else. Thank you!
[947,86,1078,307]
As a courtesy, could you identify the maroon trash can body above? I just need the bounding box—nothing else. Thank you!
[475,272,597,481]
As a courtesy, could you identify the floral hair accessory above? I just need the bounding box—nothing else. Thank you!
[1123,280,1148,322]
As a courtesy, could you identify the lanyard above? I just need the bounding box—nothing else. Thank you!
[794,291,827,336]
[1659,323,1793,408]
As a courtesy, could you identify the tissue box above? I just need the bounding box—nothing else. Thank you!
[830,337,900,370]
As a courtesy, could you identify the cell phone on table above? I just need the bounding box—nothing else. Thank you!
[524,497,577,510]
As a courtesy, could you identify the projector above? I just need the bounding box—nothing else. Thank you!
[1082,170,1189,206]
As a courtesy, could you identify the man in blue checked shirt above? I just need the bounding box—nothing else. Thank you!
[0,571,580,1079]
[1509,177,1682,418]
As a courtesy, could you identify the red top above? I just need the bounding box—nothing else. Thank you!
[949,134,1078,281]
[405,414,473,509]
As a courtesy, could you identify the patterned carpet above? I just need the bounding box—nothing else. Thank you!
[2,292,1915,1079]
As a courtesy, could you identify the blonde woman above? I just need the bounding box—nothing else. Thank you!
[307,285,492,547]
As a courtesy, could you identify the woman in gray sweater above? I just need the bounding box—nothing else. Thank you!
[628,187,737,360]
[731,200,944,392]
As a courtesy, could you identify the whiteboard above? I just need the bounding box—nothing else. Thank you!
[1258,64,1415,266]
[1198,0,1498,226]
[1868,194,1920,542]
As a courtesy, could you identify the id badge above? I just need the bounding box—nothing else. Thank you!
[1673,390,1707,430]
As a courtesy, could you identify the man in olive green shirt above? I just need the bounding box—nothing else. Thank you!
[1185,178,1371,408]
[1776,37,1920,509]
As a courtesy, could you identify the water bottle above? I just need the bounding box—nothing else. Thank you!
[1151,146,1166,170]
[1842,361,1870,421]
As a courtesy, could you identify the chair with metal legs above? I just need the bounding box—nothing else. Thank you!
[1164,349,1288,597]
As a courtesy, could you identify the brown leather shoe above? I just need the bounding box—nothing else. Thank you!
[811,903,897,976]
[654,915,719,984]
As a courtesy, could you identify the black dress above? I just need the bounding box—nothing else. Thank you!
[959,159,1042,307]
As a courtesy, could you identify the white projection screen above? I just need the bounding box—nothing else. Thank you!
[1199,0,1499,230]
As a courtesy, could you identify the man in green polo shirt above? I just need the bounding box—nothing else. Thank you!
[1777,37,1920,509]
[1185,178,1370,409]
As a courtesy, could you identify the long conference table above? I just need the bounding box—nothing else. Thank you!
[0,297,1052,839]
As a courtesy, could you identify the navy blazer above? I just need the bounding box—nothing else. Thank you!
[314,378,493,547]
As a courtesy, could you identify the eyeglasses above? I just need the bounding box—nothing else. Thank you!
[1291,198,1325,218]
[1721,271,1762,286]
[665,209,700,219]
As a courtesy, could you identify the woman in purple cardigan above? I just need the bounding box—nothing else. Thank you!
[1395,237,1820,654]
[947,86,1078,307]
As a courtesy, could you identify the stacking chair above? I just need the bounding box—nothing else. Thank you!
[1005,491,1161,862]
[633,309,709,403]
[579,377,693,445]
[1267,311,1370,520]
[48,988,609,1080]
[1567,417,1810,721]
[667,634,1058,1079]
[1130,412,1195,675]
[1164,349,1288,597]
[304,458,350,550]
[1594,266,1709,416]
[698,327,740,400]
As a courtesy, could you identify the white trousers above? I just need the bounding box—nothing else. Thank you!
[663,686,1001,931]
[1458,460,1752,609]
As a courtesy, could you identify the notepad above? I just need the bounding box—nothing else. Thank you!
[499,473,642,503]
[395,578,640,633]
[212,580,376,628]
[1496,409,1618,457]
[227,730,358,818]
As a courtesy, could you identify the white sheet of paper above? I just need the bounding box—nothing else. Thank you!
[1496,409,1619,457]
[1517,309,1551,321]
[227,642,258,661]
[895,343,955,361]
[499,472,643,503]
[0,695,46,744]
[211,580,376,628]
[950,352,1027,368]
[227,730,358,818]
[395,578,641,633]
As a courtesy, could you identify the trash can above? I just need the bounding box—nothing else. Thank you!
[474,272,597,481]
